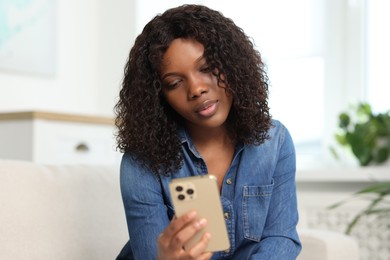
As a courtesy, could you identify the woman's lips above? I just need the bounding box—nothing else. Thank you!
[195,100,219,117]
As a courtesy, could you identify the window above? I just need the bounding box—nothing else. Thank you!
[366,0,390,113]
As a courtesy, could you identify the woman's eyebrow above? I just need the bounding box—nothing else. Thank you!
[161,55,206,79]
[195,55,205,64]
[161,72,178,80]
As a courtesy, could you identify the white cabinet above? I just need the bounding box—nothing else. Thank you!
[0,111,122,165]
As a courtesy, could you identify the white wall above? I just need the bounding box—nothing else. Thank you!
[0,0,135,117]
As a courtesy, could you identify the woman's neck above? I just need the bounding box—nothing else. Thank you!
[187,125,235,191]
[187,125,234,150]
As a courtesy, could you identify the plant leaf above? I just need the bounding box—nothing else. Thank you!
[339,113,350,129]
[329,146,340,159]
[355,183,390,195]
[365,208,390,215]
[376,147,389,163]
[346,214,362,235]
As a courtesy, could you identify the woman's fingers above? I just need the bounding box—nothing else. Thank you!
[158,211,206,250]
[187,232,212,259]
[162,210,197,239]
[170,218,207,250]
[157,211,212,259]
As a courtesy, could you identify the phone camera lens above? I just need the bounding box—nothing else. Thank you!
[176,186,183,192]
[186,189,194,195]
[178,194,185,200]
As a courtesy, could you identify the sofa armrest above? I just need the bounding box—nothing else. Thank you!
[297,229,359,260]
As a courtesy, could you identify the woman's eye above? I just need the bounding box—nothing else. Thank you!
[200,66,212,73]
[165,80,181,89]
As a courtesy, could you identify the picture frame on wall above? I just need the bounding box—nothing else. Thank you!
[0,0,57,76]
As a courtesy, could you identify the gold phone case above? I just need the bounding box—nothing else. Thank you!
[169,175,230,252]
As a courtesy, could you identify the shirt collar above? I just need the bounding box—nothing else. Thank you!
[178,127,189,144]
[178,127,245,156]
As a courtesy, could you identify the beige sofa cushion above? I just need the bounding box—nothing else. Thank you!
[0,160,128,260]
[297,229,360,260]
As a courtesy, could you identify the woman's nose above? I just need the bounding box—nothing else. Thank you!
[187,75,209,99]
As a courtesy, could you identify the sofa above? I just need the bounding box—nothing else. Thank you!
[0,160,359,260]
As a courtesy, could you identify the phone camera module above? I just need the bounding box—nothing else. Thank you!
[178,194,185,200]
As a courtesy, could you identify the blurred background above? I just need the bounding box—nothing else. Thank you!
[0,1,389,259]
[0,0,388,167]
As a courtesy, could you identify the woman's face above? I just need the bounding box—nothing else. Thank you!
[160,38,233,132]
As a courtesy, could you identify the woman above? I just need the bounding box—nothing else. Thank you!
[115,4,301,260]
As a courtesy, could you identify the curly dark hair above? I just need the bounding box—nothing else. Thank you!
[115,4,272,175]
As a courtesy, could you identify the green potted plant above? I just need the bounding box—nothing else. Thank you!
[332,102,390,166]
[329,102,390,234]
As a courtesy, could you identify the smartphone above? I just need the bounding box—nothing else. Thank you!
[169,175,230,252]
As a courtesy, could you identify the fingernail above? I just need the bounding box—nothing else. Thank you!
[198,218,207,226]
[187,211,196,219]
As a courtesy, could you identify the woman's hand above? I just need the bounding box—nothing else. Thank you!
[157,211,212,260]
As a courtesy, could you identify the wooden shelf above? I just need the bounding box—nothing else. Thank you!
[0,111,114,125]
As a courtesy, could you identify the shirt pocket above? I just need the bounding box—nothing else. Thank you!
[242,179,274,242]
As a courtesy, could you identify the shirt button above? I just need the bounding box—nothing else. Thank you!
[226,178,232,185]
[224,212,230,220]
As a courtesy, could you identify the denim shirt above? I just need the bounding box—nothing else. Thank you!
[117,120,301,260]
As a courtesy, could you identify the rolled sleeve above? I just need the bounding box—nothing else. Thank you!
[119,154,170,259]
